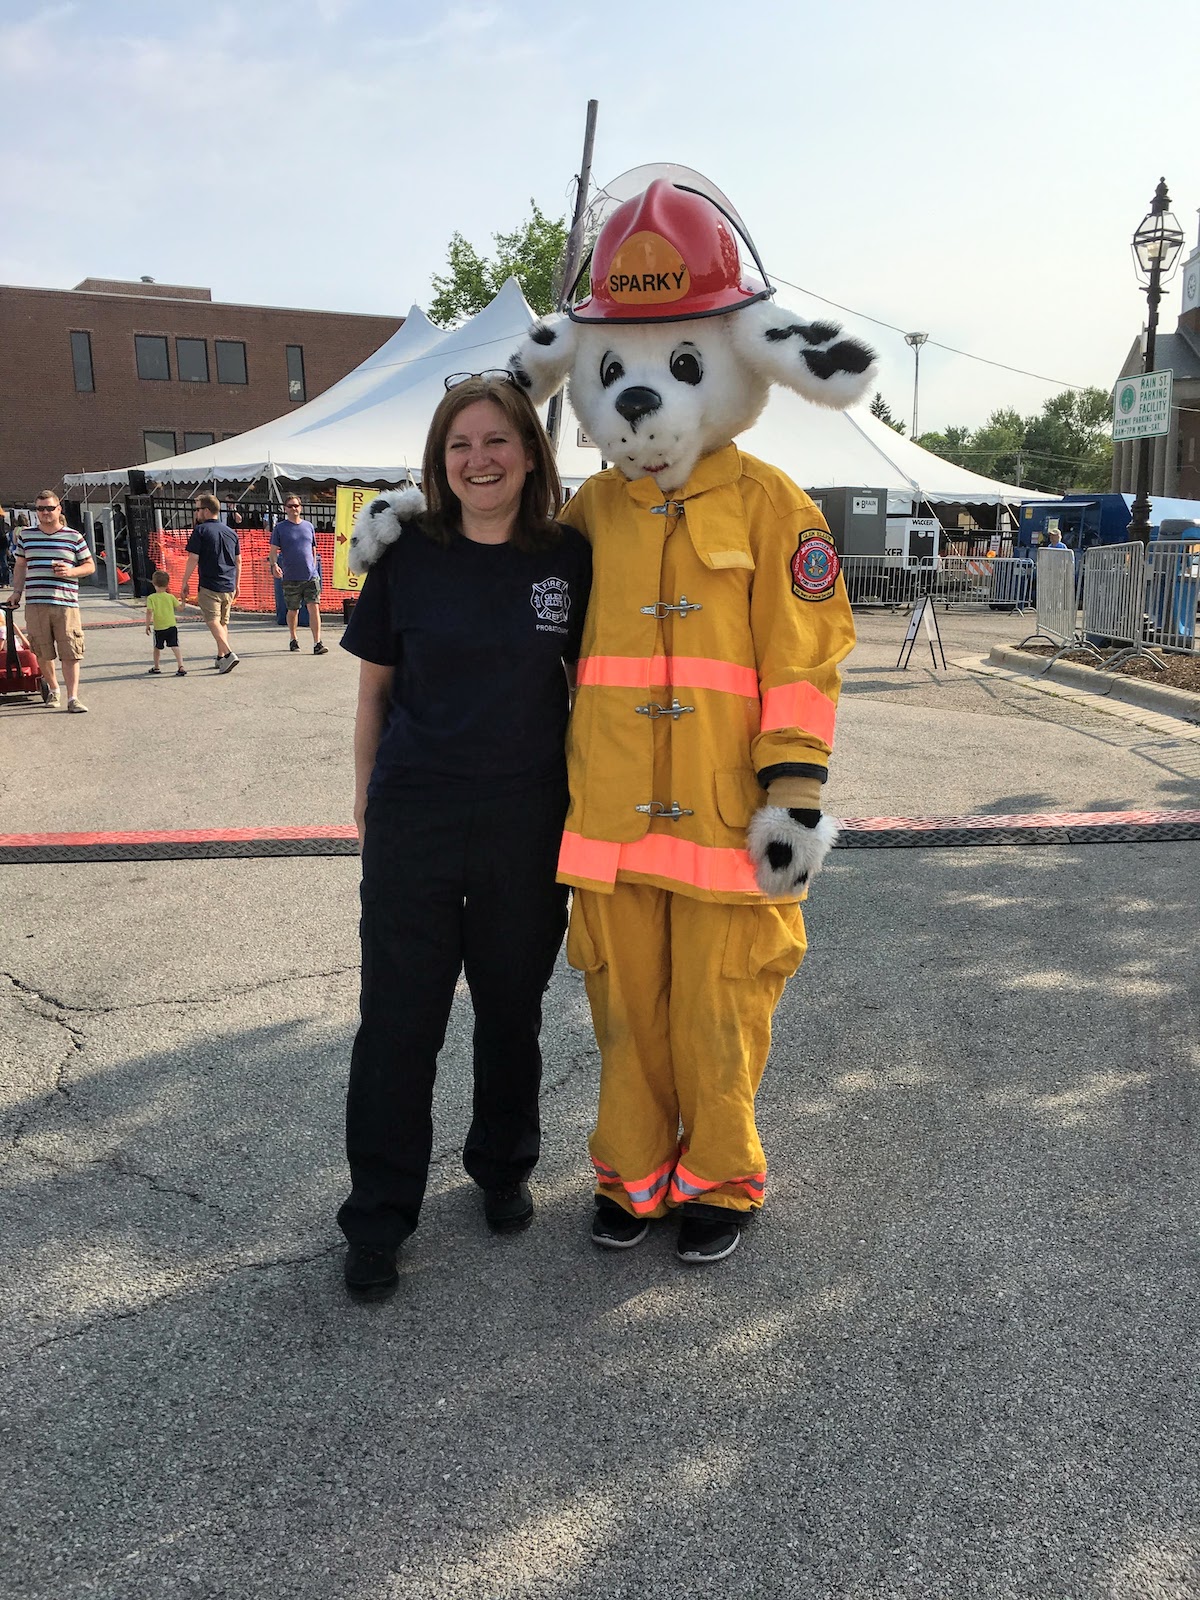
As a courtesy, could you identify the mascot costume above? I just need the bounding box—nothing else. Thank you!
[506,176,877,1263]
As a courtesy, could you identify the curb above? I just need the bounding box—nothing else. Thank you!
[3,813,1200,865]
[987,644,1200,721]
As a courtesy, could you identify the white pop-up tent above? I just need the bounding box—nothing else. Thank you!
[67,278,1046,509]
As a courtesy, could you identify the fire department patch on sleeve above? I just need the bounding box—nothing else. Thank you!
[790,530,840,602]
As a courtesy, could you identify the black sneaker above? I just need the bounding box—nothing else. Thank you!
[344,1243,399,1300]
[313,642,328,655]
[289,639,300,652]
[591,1195,649,1250]
[676,1204,741,1264]
[483,1181,534,1234]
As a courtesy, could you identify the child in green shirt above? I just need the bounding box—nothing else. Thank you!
[145,569,186,676]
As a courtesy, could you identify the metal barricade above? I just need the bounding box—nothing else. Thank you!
[1034,547,1077,644]
[1081,542,1145,646]
[933,556,1033,611]
[1143,539,1200,654]
[840,556,931,610]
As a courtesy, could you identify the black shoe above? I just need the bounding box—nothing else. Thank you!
[289,639,300,652]
[313,642,328,655]
[676,1204,741,1264]
[483,1181,534,1234]
[591,1195,649,1250]
[343,1243,399,1299]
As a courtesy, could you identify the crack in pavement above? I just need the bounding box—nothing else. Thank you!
[3,972,82,1150]
[3,1239,343,1372]
[0,963,359,1019]
[12,1149,231,1217]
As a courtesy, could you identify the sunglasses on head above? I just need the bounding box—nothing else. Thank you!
[443,369,520,392]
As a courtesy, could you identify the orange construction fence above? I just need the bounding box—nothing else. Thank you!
[150,531,344,614]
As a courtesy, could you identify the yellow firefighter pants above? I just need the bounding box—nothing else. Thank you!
[567,884,807,1216]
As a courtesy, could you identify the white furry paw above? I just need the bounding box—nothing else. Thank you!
[507,314,577,406]
[348,486,427,573]
[746,808,840,897]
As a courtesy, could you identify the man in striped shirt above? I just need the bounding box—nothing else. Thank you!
[8,490,95,711]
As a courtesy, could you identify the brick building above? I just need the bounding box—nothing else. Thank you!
[0,277,403,504]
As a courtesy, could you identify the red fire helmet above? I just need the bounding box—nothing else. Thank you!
[571,179,773,324]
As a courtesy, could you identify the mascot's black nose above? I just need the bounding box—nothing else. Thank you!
[614,386,661,426]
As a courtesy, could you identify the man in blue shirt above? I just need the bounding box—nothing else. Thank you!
[269,495,327,655]
[182,493,241,673]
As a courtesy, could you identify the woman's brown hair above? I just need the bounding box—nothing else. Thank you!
[421,376,562,551]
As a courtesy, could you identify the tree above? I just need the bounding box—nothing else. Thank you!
[428,201,569,327]
[969,407,1026,485]
[1021,387,1112,494]
[914,389,1113,493]
[869,392,906,434]
[914,424,972,465]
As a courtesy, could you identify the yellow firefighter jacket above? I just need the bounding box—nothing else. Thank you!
[558,442,856,903]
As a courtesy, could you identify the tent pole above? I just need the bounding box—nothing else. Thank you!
[547,98,598,450]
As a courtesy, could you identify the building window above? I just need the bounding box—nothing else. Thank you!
[135,335,170,381]
[183,432,215,452]
[215,340,247,384]
[176,338,209,383]
[143,430,176,461]
[286,345,306,403]
[70,330,94,392]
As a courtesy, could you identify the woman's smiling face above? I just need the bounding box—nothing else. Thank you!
[443,398,534,535]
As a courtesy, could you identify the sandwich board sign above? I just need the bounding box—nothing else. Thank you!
[1113,370,1173,442]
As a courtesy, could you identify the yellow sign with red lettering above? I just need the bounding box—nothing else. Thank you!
[333,486,376,591]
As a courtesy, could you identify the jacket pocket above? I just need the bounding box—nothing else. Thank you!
[714,769,761,829]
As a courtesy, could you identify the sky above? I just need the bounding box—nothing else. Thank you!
[2,0,1196,441]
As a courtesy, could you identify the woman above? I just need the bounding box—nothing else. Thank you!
[338,373,591,1300]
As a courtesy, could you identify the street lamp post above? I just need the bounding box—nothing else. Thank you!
[1128,177,1185,546]
[904,332,928,440]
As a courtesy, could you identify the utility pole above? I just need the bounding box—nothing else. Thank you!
[546,99,598,450]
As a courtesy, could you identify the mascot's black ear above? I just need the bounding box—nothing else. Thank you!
[731,301,877,410]
[508,313,579,406]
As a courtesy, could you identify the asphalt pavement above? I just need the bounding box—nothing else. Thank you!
[3,595,1200,1599]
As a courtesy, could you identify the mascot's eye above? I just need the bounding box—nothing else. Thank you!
[670,346,703,386]
[601,352,625,388]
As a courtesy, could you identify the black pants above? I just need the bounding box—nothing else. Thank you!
[337,784,569,1248]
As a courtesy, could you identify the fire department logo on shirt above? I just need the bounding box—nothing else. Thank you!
[790,530,840,602]
[530,576,571,634]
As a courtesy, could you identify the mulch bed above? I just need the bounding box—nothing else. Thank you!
[1015,641,1200,696]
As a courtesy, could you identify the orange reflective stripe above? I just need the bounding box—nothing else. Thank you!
[577,654,758,698]
[760,679,836,745]
[670,656,758,697]
[577,655,669,689]
[668,1159,766,1206]
[592,1153,675,1216]
[560,829,760,894]
[558,831,622,883]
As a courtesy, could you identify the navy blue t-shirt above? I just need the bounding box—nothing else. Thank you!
[185,519,240,592]
[342,521,592,798]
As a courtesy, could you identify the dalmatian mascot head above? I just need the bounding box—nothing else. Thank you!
[508,178,878,493]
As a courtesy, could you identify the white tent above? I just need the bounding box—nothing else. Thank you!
[66,279,1046,508]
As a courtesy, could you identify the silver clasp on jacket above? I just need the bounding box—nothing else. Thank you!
[649,501,686,517]
[639,595,703,618]
[634,801,694,820]
[634,700,695,721]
